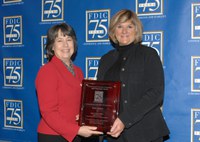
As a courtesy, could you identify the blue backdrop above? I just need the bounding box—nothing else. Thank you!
[1,0,200,142]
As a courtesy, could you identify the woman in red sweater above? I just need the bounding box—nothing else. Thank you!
[35,23,102,142]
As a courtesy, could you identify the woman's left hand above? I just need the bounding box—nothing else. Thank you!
[107,118,125,138]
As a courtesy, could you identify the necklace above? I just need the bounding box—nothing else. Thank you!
[63,60,75,76]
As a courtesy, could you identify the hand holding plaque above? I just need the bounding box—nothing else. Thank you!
[78,79,121,133]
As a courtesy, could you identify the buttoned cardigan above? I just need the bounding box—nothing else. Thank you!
[97,42,170,142]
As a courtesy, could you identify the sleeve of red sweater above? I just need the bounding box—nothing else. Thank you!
[35,64,80,142]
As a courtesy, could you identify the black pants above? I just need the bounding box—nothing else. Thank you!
[38,133,68,142]
[38,133,82,142]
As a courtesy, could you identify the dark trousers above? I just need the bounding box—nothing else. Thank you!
[38,133,81,142]
[38,133,68,142]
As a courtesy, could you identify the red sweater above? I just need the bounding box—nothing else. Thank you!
[35,56,83,142]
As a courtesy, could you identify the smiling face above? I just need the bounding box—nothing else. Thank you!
[114,20,136,46]
[53,30,74,65]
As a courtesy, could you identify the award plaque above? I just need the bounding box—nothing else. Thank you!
[78,79,121,133]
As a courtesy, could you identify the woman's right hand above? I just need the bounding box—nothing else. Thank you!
[78,126,103,137]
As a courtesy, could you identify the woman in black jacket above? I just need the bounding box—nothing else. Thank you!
[96,9,170,142]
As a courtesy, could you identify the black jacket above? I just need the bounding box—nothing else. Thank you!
[97,43,170,142]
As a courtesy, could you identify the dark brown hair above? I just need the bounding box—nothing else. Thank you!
[46,23,77,61]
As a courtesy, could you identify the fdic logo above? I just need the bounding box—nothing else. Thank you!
[41,36,48,65]
[41,0,64,22]
[191,108,200,142]
[4,99,23,129]
[86,57,100,80]
[3,58,23,87]
[136,0,163,16]
[191,56,200,92]
[3,0,22,3]
[142,31,163,63]
[3,16,22,45]
[86,9,110,42]
[191,3,200,39]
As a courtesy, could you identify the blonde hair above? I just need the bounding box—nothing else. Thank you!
[109,9,143,44]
